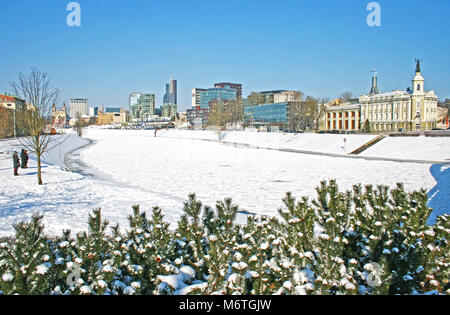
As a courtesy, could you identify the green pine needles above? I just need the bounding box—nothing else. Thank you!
[0,180,448,295]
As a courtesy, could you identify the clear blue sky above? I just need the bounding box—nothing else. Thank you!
[1,0,449,111]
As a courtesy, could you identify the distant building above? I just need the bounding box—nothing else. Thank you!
[97,108,129,125]
[214,83,242,103]
[52,103,68,128]
[274,91,303,103]
[161,103,177,119]
[162,78,178,119]
[186,107,210,128]
[163,78,177,105]
[0,94,26,111]
[105,107,123,113]
[247,90,288,107]
[191,88,207,108]
[198,88,237,109]
[324,61,439,132]
[70,98,88,118]
[324,103,361,131]
[244,102,290,128]
[129,93,155,120]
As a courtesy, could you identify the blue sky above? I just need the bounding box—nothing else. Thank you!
[0,0,449,111]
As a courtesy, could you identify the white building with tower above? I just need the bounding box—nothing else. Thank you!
[325,60,438,132]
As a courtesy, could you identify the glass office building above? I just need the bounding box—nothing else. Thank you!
[199,88,237,109]
[244,102,288,124]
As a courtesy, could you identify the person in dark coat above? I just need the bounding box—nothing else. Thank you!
[13,152,20,176]
[20,149,29,169]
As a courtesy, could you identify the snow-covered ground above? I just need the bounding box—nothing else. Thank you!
[360,136,450,162]
[0,128,448,236]
[159,129,377,155]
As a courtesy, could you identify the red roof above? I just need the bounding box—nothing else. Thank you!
[0,94,15,102]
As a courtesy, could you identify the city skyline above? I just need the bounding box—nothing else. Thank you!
[0,0,449,111]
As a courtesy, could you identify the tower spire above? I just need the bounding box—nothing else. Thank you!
[370,69,379,95]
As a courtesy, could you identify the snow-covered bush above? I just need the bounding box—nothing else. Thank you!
[0,181,448,295]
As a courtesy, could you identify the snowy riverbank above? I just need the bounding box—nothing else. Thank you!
[0,128,448,236]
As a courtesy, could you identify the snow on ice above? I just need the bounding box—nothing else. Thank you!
[0,128,449,236]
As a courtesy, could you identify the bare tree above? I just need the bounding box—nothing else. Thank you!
[74,112,87,137]
[0,107,13,138]
[312,98,329,133]
[288,98,317,132]
[10,68,59,185]
[340,91,354,102]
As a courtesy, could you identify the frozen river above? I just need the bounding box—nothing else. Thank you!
[79,129,438,220]
[0,129,446,236]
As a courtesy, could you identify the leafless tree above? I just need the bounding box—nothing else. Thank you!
[312,98,329,133]
[10,68,60,185]
[340,91,354,102]
[0,107,13,138]
[73,112,87,137]
[288,98,317,132]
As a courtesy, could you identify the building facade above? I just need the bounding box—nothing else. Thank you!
[197,88,237,109]
[324,61,438,132]
[162,78,178,119]
[70,98,88,118]
[163,78,177,105]
[129,93,156,120]
[214,83,242,103]
[325,103,361,131]
[191,88,207,108]
[274,91,303,103]
[52,103,68,128]
[161,103,177,119]
[0,94,26,111]
[244,102,289,126]
[97,108,129,125]
[186,107,210,128]
[247,90,288,107]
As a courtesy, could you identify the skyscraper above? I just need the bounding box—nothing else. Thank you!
[163,78,177,105]
[162,77,178,119]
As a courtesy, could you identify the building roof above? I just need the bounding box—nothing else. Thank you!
[0,94,23,102]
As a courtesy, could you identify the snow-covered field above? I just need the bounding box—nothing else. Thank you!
[0,128,448,236]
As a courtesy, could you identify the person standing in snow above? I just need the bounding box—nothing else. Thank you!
[20,149,29,169]
[13,151,20,176]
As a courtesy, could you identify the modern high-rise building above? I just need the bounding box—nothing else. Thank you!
[192,88,207,108]
[247,90,288,107]
[214,82,242,103]
[162,78,178,119]
[70,98,88,118]
[163,78,177,105]
[129,93,155,120]
[197,88,237,109]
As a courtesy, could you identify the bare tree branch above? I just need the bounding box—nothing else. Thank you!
[10,68,60,185]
